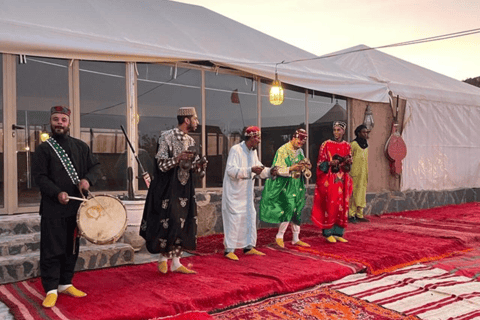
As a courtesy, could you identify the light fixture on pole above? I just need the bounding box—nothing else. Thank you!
[363,104,374,131]
[269,64,284,105]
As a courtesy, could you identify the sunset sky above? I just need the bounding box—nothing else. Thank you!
[175,0,479,81]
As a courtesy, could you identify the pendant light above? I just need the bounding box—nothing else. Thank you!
[269,64,284,105]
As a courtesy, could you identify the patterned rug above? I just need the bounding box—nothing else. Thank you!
[149,311,214,320]
[329,264,480,320]
[212,287,418,319]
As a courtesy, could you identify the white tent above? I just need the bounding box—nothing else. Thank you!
[0,0,388,103]
[3,0,478,191]
[323,45,480,191]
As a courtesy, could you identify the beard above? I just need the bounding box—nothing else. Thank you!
[187,123,197,132]
[51,125,69,137]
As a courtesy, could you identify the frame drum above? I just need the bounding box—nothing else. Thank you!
[77,195,127,245]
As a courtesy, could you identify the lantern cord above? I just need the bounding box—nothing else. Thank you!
[205,27,480,67]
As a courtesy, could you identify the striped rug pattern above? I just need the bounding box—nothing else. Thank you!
[329,264,480,320]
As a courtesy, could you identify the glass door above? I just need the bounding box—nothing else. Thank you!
[0,54,4,209]
[16,57,69,207]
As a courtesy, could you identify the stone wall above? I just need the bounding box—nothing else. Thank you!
[194,187,480,236]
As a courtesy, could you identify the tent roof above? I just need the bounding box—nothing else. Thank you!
[0,0,389,103]
[323,45,480,106]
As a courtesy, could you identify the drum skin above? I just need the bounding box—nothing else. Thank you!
[77,195,127,245]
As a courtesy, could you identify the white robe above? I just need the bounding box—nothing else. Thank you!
[222,141,271,250]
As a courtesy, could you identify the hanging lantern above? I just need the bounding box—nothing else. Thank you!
[363,104,375,131]
[269,72,284,105]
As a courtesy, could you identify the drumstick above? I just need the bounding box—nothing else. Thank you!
[76,187,108,213]
[68,196,88,202]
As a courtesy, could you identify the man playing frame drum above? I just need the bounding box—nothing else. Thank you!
[32,106,101,308]
[140,107,206,274]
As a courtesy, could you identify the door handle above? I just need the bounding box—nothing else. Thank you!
[12,124,25,130]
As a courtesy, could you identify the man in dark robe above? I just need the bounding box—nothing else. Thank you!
[32,106,101,308]
[140,107,206,274]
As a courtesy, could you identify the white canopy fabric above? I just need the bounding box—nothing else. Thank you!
[0,0,389,102]
[324,45,480,191]
[3,1,479,191]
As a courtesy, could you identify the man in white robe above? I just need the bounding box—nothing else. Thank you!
[222,126,278,261]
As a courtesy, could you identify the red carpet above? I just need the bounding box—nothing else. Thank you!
[292,228,469,275]
[350,203,480,245]
[194,226,323,255]
[426,247,480,278]
[0,248,358,320]
[2,203,478,319]
[383,202,480,223]
[351,216,480,244]
[213,287,418,319]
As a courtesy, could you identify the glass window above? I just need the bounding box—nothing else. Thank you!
[16,57,69,206]
[205,72,257,187]
[261,82,306,168]
[137,64,202,189]
[0,54,3,207]
[308,94,347,183]
[80,61,126,192]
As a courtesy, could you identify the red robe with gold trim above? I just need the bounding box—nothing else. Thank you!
[311,140,353,229]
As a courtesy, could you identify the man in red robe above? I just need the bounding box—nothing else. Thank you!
[311,121,353,243]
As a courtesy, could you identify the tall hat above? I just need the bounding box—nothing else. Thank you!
[245,126,261,137]
[177,107,197,117]
[293,128,308,141]
[51,106,71,117]
[333,121,347,131]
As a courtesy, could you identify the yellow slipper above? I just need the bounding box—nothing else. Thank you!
[334,236,348,243]
[172,265,196,274]
[326,235,337,243]
[158,261,168,274]
[225,252,239,261]
[275,238,285,248]
[59,286,86,298]
[245,248,265,256]
[42,293,58,308]
[293,240,311,247]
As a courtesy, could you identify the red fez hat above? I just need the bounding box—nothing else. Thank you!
[245,126,261,137]
[51,106,71,117]
[294,128,308,141]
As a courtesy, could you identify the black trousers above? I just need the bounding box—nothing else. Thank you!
[40,215,80,293]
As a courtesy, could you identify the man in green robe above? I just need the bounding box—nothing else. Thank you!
[259,129,312,248]
[349,124,370,223]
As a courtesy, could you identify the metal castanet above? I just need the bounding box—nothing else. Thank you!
[291,158,313,179]
[180,145,207,178]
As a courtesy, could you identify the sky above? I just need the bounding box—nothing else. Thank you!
[174,0,480,81]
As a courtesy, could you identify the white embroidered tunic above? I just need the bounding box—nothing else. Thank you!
[222,141,271,250]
